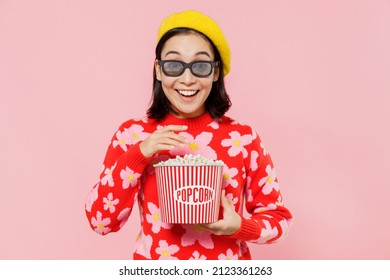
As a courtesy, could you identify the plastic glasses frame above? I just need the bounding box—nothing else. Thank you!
[158,60,220,77]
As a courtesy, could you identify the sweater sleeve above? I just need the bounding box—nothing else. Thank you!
[229,127,293,244]
[84,121,151,235]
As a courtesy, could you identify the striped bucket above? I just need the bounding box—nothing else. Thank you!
[154,164,224,224]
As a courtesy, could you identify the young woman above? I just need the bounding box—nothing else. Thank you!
[85,10,293,260]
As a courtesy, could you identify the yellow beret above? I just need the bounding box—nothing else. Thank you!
[157,10,231,77]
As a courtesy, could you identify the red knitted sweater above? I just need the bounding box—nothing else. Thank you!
[85,112,292,260]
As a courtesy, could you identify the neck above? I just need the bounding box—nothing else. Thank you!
[160,112,215,129]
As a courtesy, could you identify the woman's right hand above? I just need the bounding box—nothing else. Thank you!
[140,125,189,158]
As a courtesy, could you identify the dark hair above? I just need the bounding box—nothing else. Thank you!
[147,28,231,121]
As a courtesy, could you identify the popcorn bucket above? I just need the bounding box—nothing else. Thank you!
[154,164,224,224]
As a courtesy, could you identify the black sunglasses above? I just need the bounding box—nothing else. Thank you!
[158,60,220,77]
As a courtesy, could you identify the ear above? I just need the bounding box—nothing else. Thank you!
[155,59,162,81]
[213,65,220,82]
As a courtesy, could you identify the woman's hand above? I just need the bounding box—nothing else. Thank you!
[199,190,242,236]
[140,125,189,158]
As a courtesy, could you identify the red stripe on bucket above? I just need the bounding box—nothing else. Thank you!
[155,165,223,224]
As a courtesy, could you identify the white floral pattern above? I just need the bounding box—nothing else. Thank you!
[258,165,280,195]
[91,211,111,234]
[181,225,214,249]
[218,249,238,260]
[120,167,141,189]
[101,163,116,187]
[155,240,179,260]
[125,124,150,145]
[134,230,153,259]
[112,130,130,151]
[190,251,207,260]
[258,220,278,243]
[171,131,217,160]
[117,207,131,229]
[221,131,252,158]
[223,166,239,188]
[145,202,173,233]
[249,151,259,171]
[85,183,99,212]
[103,193,119,213]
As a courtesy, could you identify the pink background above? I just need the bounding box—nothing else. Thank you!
[1,0,389,259]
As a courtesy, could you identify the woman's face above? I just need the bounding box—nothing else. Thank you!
[155,33,219,118]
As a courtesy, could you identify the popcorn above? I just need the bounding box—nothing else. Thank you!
[154,154,224,166]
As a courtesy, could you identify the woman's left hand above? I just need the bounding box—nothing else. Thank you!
[198,190,242,236]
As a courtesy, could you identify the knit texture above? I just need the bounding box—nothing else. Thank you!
[157,10,231,77]
[85,113,293,260]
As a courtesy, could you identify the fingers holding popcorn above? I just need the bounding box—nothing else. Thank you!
[140,125,189,157]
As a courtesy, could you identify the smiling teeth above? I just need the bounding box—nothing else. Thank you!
[178,90,197,97]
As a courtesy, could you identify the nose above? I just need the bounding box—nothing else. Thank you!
[179,68,196,85]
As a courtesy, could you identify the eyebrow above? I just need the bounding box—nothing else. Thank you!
[164,51,211,58]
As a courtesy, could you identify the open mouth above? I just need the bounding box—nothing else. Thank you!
[177,90,199,97]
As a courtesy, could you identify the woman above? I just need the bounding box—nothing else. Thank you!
[85,10,292,260]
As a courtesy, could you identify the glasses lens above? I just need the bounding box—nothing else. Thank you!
[163,61,184,76]
[191,62,212,77]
